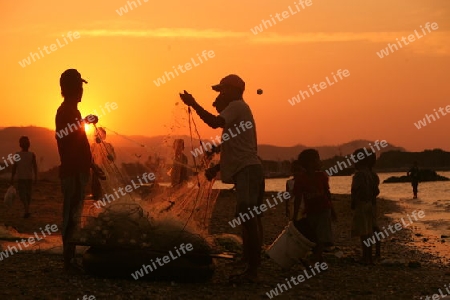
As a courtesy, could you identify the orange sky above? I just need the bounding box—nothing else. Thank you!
[1,0,449,151]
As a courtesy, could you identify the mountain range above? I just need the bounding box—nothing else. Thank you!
[0,126,405,171]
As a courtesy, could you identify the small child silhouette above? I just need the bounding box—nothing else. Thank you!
[11,136,38,218]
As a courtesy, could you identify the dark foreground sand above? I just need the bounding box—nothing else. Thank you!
[1,179,450,300]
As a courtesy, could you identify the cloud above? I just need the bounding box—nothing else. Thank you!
[71,26,450,55]
[78,28,248,39]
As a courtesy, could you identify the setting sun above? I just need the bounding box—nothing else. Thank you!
[84,123,94,135]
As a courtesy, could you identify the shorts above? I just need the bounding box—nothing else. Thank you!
[61,172,90,239]
[233,164,264,218]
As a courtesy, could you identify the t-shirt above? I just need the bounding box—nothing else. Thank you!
[219,100,261,183]
[293,171,332,215]
[55,101,92,178]
[15,151,35,180]
[351,169,378,204]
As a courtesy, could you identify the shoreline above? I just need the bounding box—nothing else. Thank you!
[1,181,450,299]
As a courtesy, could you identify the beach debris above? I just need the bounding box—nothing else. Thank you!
[380,258,407,266]
[214,234,242,253]
[334,250,344,258]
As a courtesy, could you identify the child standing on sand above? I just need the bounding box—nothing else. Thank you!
[10,136,38,218]
[351,148,378,264]
[293,149,336,263]
[368,152,381,258]
[286,160,303,219]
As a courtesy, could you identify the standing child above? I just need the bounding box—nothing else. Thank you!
[90,127,115,200]
[11,136,38,218]
[171,139,189,188]
[367,152,381,259]
[351,148,378,264]
[286,160,303,219]
[293,149,336,264]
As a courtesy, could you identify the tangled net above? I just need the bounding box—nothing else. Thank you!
[72,104,221,255]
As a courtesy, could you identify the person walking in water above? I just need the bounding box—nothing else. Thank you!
[407,161,420,199]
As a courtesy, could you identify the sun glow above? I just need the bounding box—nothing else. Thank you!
[84,123,94,135]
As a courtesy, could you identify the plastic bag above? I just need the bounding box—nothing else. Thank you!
[4,186,16,207]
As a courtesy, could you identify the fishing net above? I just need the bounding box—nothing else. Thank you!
[71,104,221,255]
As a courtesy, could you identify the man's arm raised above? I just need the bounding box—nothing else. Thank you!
[179,91,225,129]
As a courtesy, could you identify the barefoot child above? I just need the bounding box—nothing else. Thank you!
[10,136,38,218]
[293,149,336,263]
[351,148,378,264]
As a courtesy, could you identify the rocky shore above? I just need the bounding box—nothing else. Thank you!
[1,180,450,299]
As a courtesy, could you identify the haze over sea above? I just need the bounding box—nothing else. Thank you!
[215,172,450,240]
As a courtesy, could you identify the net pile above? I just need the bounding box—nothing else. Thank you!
[72,106,221,255]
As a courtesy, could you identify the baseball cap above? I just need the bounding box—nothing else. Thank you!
[212,74,245,92]
[60,69,88,88]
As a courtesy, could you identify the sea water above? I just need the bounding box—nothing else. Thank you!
[214,172,450,257]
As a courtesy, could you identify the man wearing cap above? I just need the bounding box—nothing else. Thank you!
[55,69,97,271]
[179,74,264,283]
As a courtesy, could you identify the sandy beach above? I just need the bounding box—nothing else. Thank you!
[1,179,450,300]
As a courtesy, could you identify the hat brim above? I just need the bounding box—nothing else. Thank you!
[211,84,222,92]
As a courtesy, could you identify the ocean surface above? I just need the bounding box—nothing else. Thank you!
[214,171,450,202]
[214,172,450,249]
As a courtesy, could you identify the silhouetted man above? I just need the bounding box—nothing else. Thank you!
[55,69,97,271]
[179,74,264,283]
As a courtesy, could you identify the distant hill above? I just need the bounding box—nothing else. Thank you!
[0,126,405,172]
[375,149,450,171]
[257,140,404,162]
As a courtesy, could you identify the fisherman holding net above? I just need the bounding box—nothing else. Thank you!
[55,69,98,271]
[179,74,264,283]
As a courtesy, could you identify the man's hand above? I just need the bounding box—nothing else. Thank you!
[179,90,196,107]
[84,115,98,124]
[205,166,219,181]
